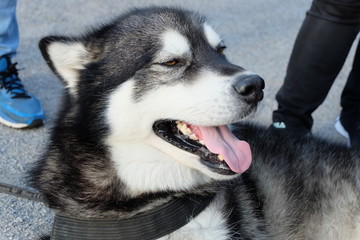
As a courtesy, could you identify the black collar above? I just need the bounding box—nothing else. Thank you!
[51,193,216,240]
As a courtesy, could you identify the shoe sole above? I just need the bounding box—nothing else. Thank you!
[334,117,351,147]
[0,117,43,129]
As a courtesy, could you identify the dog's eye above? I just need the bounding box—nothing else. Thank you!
[162,59,179,66]
[216,46,226,55]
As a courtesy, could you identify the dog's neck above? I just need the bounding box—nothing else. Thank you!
[40,135,220,219]
[107,139,214,196]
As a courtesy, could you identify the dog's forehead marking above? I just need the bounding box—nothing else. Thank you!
[161,30,190,57]
[203,23,222,48]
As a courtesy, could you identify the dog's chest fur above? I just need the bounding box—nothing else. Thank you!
[160,193,229,240]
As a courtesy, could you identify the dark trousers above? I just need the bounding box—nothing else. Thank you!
[273,0,360,130]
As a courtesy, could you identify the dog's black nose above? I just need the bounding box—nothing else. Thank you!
[233,74,265,103]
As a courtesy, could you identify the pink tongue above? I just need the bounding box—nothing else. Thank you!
[189,125,252,173]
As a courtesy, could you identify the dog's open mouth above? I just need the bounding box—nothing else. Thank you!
[153,120,252,175]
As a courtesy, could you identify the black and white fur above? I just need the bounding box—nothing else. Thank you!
[31,7,360,239]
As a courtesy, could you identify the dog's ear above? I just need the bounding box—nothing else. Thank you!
[39,36,96,96]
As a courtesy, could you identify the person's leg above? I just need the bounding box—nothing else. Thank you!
[335,40,360,148]
[0,0,44,128]
[341,41,360,112]
[0,0,19,57]
[272,0,360,135]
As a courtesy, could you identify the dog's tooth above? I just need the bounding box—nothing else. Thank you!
[177,123,185,131]
[189,134,198,140]
[176,122,199,138]
[218,154,224,161]
[180,125,187,133]
[183,127,192,135]
[181,124,191,134]
[199,140,205,145]
[177,123,192,136]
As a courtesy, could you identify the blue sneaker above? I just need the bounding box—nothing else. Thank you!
[0,56,44,128]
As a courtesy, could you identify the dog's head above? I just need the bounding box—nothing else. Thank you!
[40,7,264,195]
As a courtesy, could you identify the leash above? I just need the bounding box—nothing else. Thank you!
[51,193,216,240]
[0,182,46,203]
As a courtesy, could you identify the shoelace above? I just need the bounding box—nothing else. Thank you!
[0,62,30,99]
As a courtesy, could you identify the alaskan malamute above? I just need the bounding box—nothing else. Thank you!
[31,7,360,240]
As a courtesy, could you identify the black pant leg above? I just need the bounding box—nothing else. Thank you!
[341,39,360,113]
[273,0,360,130]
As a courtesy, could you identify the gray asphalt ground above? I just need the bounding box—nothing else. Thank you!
[0,0,357,239]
